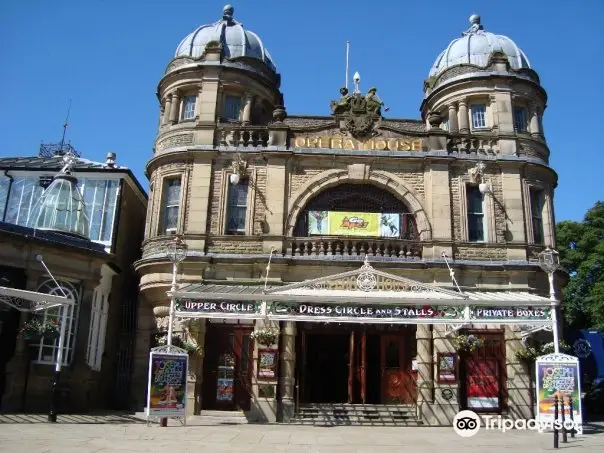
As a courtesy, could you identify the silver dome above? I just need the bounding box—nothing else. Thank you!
[429,15,531,78]
[175,5,276,72]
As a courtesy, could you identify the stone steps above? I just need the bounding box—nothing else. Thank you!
[289,404,422,426]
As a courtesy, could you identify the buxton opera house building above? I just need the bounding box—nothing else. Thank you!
[133,5,559,425]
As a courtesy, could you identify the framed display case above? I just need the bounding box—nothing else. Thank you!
[437,352,457,383]
[258,349,278,380]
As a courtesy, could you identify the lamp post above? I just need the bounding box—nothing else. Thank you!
[160,235,187,428]
[165,235,188,348]
[538,247,561,353]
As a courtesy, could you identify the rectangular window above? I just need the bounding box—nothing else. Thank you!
[86,289,109,370]
[162,177,181,233]
[530,188,545,244]
[0,175,10,221]
[79,179,120,245]
[226,180,248,234]
[514,107,527,132]
[223,95,241,121]
[471,104,487,129]
[5,176,44,226]
[467,185,485,242]
[182,95,196,120]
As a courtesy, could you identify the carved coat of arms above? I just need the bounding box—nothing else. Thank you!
[330,86,388,140]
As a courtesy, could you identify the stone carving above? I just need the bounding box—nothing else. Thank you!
[330,86,389,139]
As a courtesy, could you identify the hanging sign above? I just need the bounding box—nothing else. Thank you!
[536,354,583,433]
[268,302,464,321]
[175,299,263,316]
[308,211,401,237]
[470,306,551,322]
[146,351,188,418]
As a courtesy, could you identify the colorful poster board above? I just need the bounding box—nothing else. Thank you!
[437,352,457,383]
[216,377,234,401]
[146,352,188,418]
[308,211,400,237]
[258,349,278,379]
[536,354,583,433]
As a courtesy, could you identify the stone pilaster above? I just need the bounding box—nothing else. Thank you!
[188,319,206,415]
[423,160,452,259]
[162,95,172,126]
[279,321,296,422]
[501,166,527,260]
[448,104,459,132]
[458,100,469,133]
[262,156,287,252]
[169,92,180,124]
[529,103,541,138]
[249,319,279,422]
[505,326,534,420]
[416,324,433,423]
[242,94,253,125]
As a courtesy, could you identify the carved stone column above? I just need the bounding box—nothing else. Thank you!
[279,321,296,421]
[529,103,541,138]
[448,104,459,132]
[242,94,254,125]
[196,84,203,120]
[162,95,172,126]
[458,100,469,134]
[169,92,180,124]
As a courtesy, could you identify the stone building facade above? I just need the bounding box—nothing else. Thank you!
[0,154,147,412]
[134,7,559,425]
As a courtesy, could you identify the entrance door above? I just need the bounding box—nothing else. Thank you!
[202,326,253,411]
[460,332,505,412]
[381,334,416,404]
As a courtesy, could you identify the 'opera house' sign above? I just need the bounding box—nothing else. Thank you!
[292,135,424,151]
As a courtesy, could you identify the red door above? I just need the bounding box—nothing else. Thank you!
[381,334,416,404]
[202,326,253,411]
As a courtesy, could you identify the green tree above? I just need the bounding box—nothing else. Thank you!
[557,201,604,330]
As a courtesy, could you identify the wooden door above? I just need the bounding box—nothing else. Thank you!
[202,326,253,411]
[380,334,415,404]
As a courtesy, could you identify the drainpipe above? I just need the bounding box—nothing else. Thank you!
[3,170,13,222]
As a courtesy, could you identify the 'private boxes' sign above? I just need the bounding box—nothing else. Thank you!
[470,306,551,322]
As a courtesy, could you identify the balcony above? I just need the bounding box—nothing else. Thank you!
[217,125,269,148]
[286,236,422,260]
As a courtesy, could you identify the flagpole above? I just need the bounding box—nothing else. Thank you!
[345,41,350,90]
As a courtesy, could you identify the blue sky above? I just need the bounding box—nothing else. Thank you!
[1,0,602,221]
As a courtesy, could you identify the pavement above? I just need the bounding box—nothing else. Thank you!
[0,413,603,452]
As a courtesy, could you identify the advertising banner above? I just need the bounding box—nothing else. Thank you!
[146,352,188,418]
[308,211,400,237]
[536,354,583,433]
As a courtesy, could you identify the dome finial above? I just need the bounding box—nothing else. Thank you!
[462,13,484,36]
[223,4,234,22]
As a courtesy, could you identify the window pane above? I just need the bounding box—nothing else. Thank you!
[467,186,483,214]
[226,182,248,233]
[166,179,181,204]
[468,213,485,242]
[514,107,527,132]
[163,178,181,232]
[530,189,544,244]
[183,95,196,120]
[165,206,179,230]
[5,177,43,226]
[223,95,241,121]
[472,104,487,129]
[0,176,10,221]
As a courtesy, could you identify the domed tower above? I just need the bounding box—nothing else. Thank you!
[155,4,283,154]
[422,14,548,161]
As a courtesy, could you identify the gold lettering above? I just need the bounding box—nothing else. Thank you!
[400,140,411,151]
[294,137,306,148]
[387,139,399,151]
[344,139,356,150]
[362,139,374,150]
[412,139,423,151]
[374,139,387,150]
[319,136,330,148]
[331,137,343,149]
[307,137,319,148]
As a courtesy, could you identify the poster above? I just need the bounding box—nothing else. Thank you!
[308,211,400,237]
[465,358,500,410]
[536,355,583,433]
[216,378,234,401]
[437,352,456,383]
[146,352,188,417]
[258,349,278,379]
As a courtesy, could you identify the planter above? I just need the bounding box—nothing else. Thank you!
[251,329,279,347]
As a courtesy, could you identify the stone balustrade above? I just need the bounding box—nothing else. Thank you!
[287,236,422,259]
[217,126,269,148]
[447,136,499,154]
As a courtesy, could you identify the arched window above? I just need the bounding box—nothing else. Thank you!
[294,183,417,239]
[32,280,80,366]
